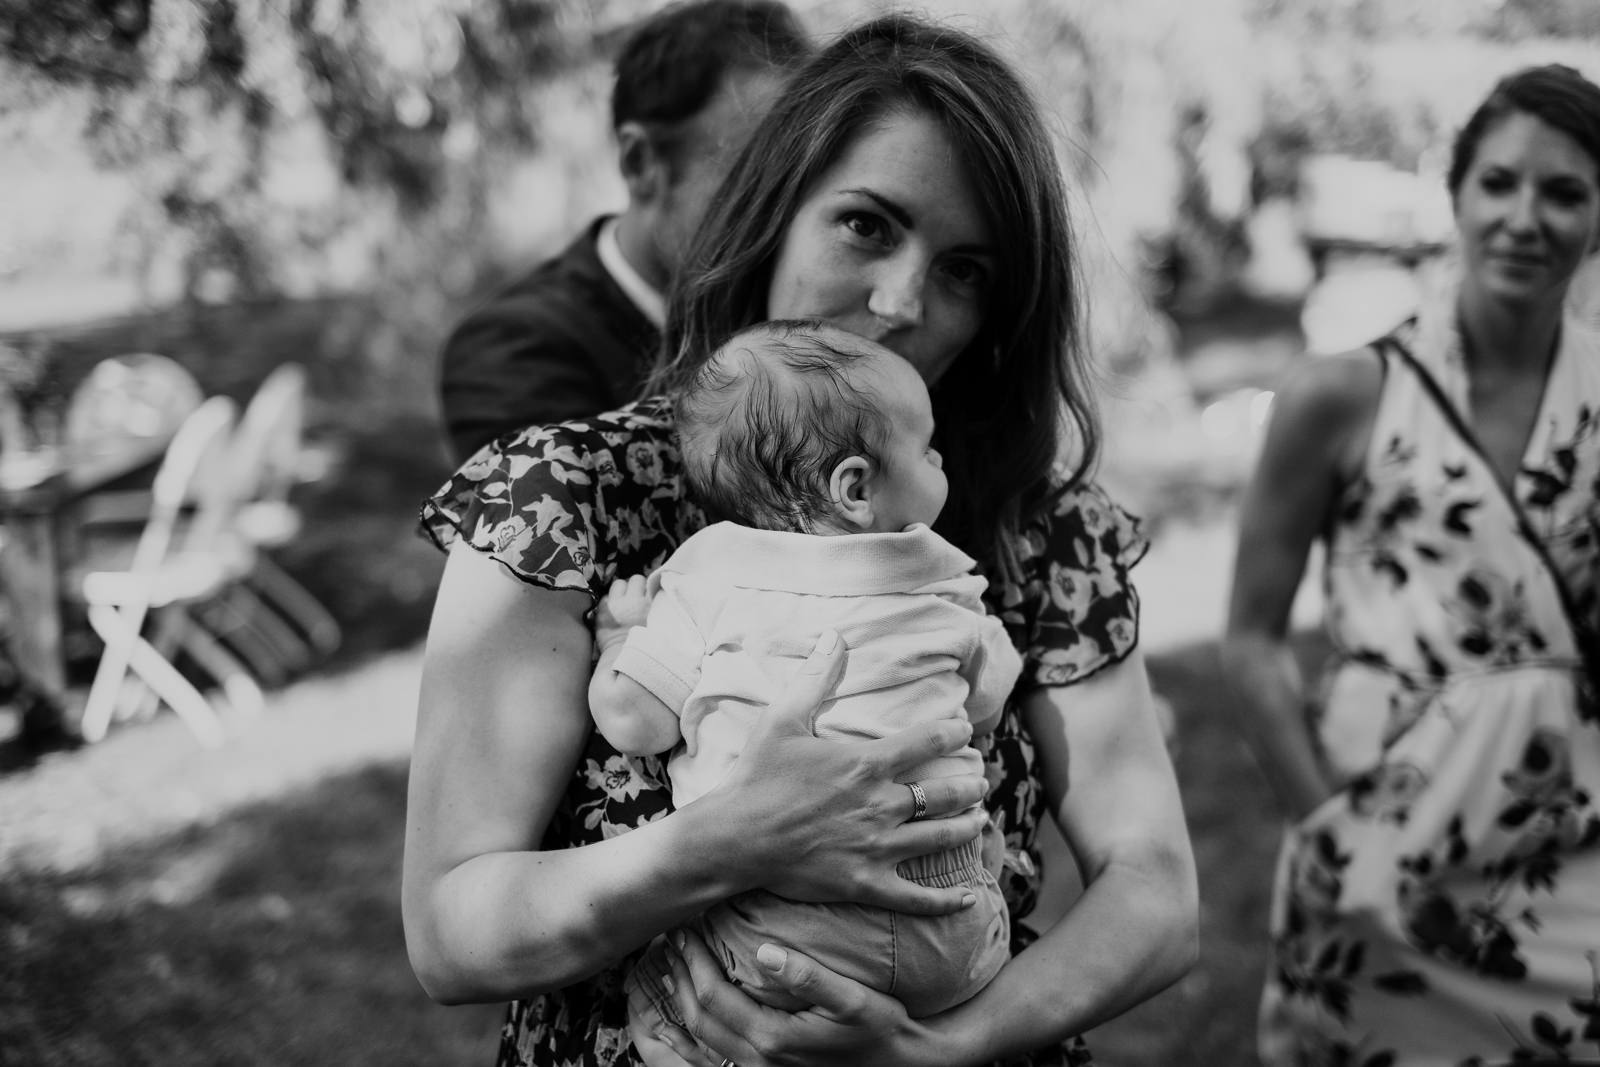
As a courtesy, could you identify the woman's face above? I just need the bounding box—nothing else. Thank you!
[1455,111,1600,309]
[765,109,996,386]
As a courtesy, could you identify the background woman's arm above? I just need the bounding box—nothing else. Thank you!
[403,544,990,1004]
[1220,351,1382,820]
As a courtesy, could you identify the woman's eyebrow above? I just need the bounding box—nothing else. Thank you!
[841,188,996,256]
[843,188,914,229]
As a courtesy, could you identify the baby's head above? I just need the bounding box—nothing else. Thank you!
[675,320,946,534]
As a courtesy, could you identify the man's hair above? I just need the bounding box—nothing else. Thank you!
[655,14,1091,578]
[611,1,810,169]
[1449,64,1600,198]
[676,320,891,532]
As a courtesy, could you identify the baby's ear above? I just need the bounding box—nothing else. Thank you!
[828,456,876,530]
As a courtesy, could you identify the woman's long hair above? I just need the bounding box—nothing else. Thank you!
[653,14,1093,578]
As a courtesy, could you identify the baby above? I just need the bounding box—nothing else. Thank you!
[589,319,1020,1019]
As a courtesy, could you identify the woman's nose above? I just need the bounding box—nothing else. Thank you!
[867,263,924,329]
[1505,186,1539,236]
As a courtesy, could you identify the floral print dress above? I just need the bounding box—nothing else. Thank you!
[419,397,1147,1067]
[1261,315,1600,1067]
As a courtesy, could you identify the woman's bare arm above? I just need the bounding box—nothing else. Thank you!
[1220,351,1382,819]
[403,544,991,1004]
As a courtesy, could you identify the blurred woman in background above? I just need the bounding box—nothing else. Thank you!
[1224,64,1600,1064]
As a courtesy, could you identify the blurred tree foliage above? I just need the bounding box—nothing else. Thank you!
[2,0,582,302]
[1245,0,1600,39]
[1242,0,1600,197]
[4,0,1596,392]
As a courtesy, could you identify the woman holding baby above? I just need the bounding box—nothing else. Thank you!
[404,14,1197,1067]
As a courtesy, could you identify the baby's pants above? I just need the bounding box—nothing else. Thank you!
[634,836,1009,1021]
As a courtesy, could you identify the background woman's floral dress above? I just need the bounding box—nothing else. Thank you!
[420,397,1145,1067]
[1260,315,1600,1067]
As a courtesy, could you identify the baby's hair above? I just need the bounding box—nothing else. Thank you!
[675,320,891,531]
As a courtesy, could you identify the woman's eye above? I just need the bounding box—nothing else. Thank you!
[942,258,989,290]
[1478,172,1514,194]
[1545,183,1592,207]
[842,212,889,243]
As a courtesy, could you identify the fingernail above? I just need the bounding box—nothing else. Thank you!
[812,629,839,655]
[673,930,686,951]
[657,1027,681,1054]
[960,892,976,909]
[663,974,676,995]
[756,944,787,972]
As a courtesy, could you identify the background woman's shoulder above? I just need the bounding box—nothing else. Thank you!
[1272,343,1386,432]
[1264,342,1387,485]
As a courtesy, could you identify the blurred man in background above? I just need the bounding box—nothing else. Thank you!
[439,0,811,462]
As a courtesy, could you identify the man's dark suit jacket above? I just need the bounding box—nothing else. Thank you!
[439,216,660,462]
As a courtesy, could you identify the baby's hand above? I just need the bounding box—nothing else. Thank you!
[595,575,653,649]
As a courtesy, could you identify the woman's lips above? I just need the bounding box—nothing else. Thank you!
[1490,251,1545,270]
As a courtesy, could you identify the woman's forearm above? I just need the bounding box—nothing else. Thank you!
[918,835,1197,1064]
[928,656,1198,1062]
[1218,632,1333,819]
[412,792,756,1002]
[405,547,757,1002]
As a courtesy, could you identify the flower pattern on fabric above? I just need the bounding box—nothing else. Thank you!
[418,399,1146,1067]
[1260,320,1600,1067]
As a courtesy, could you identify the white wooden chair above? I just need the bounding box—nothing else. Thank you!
[224,363,341,666]
[74,396,263,747]
[61,352,205,525]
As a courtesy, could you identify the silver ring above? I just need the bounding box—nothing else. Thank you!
[907,780,929,822]
[718,1058,737,1067]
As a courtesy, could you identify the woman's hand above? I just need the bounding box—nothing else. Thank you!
[702,630,990,917]
[627,937,718,1067]
[631,929,931,1067]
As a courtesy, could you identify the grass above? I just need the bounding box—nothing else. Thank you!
[0,765,500,1065]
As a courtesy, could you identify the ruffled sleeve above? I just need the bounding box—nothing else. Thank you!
[999,479,1149,689]
[417,404,685,596]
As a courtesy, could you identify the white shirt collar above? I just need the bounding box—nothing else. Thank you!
[662,522,981,597]
[597,216,666,328]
